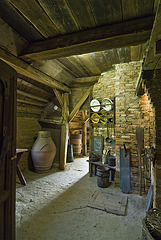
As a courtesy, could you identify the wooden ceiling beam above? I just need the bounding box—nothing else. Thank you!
[38,118,63,126]
[20,16,154,61]
[69,76,99,88]
[143,0,161,70]
[17,90,48,103]
[71,76,99,83]
[17,106,42,114]
[68,86,93,122]
[17,98,46,107]
[53,89,63,107]
[17,78,52,96]
[0,47,70,92]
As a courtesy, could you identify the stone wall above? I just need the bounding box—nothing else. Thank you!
[139,93,154,192]
[93,62,146,191]
[143,69,161,208]
[17,117,41,170]
[139,93,153,148]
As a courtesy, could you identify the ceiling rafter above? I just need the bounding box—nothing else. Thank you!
[20,15,154,61]
[0,47,70,92]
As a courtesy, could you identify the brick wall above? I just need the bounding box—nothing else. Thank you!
[144,69,161,208]
[139,93,153,148]
[93,62,147,191]
[17,117,41,170]
[139,93,154,192]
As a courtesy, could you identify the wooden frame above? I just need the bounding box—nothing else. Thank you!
[92,136,104,155]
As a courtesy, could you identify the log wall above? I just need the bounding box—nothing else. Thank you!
[16,117,41,170]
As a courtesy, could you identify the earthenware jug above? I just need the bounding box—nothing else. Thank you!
[31,131,56,173]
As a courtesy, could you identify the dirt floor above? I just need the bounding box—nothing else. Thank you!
[16,157,146,240]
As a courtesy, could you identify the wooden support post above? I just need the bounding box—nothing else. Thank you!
[0,47,70,92]
[60,93,69,170]
[53,88,64,107]
[68,86,93,122]
[82,110,87,156]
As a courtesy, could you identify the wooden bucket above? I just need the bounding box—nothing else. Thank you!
[108,156,116,166]
[70,134,82,156]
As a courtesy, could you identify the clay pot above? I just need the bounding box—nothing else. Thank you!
[31,131,56,173]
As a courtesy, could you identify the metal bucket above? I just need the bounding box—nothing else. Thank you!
[108,156,116,166]
[67,144,74,162]
[96,166,110,188]
[110,168,116,182]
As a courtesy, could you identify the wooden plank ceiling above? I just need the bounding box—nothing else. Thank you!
[0,0,158,119]
[0,0,156,86]
[1,0,156,42]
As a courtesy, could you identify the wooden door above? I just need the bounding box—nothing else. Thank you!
[0,60,17,240]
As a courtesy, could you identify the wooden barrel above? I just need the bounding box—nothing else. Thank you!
[70,134,82,156]
[96,166,110,188]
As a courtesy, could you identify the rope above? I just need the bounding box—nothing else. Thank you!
[146,208,161,234]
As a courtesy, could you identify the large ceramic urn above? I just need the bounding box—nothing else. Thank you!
[31,131,56,173]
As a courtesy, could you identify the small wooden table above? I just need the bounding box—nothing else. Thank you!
[16,149,28,185]
[87,160,104,177]
[87,160,116,181]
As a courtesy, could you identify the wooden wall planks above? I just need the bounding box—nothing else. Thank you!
[56,58,84,78]
[67,56,91,77]
[17,78,53,99]
[53,59,78,78]
[117,47,131,63]
[1,0,155,44]
[66,0,95,30]
[54,46,142,82]
[32,59,75,84]
[8,0,60,38]
[131,45,143,62]
[0,0,44,42]
[38,0,79,34]
[69,87,91,113]
[90,52,111,73]
[76,54,102,76]
[88,0,122,25]
[121,0,154,21]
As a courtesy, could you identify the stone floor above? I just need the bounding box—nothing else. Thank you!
[16,157,146,240]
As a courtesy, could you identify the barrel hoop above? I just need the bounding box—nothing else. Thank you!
[96,174,109,178]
